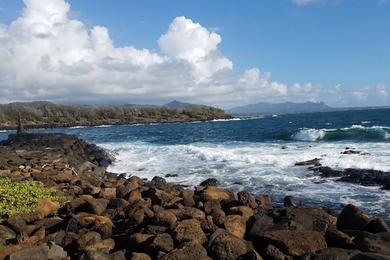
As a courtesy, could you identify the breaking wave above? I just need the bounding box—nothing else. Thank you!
[291,125,390,142]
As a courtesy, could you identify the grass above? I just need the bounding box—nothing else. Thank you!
[0,178,67,221]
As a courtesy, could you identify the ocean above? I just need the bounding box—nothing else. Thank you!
[1,108,390,218]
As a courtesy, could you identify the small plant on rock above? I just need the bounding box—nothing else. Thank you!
[0,178,67,220]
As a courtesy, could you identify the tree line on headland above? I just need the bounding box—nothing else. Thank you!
[0,101,230,130]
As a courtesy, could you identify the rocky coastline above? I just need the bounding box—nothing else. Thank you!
[0,134,389,259]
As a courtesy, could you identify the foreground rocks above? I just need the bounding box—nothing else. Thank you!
[0,134,389,259]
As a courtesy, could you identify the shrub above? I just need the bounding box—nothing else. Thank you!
[0,178,67,220]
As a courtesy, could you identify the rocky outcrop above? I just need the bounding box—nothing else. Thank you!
[0,134,389,259]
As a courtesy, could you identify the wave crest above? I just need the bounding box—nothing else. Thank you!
[291,125,390,142]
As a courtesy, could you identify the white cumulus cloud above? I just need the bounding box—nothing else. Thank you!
[0,0,383,108]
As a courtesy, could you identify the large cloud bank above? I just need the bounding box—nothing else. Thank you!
[0,0,387,107]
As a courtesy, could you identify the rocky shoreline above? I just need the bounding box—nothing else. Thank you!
[0,134,390,259]
[0,116,232,131]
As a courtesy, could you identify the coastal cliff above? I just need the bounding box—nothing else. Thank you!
[0,134,389,259]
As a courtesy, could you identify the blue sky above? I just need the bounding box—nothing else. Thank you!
[0,0,389,107]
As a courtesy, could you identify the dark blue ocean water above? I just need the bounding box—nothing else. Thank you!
[1,108,390,217]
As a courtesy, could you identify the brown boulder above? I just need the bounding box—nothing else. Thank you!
[173,219,207,244]
[85,198,109,215]
[325,225,354,249]
[263,244,292,260]
[131,252,152,260]
[237,191,258,209]
[259,230,327,256]
[37,199,60,218]
[312,248,360,260]
[153,210,177,227]
[168,207,205,221]
[223,215,246,238]
[160,242,208,260]
[208,229,251,260]
[0,224,17,244]
[117,180,139,198]
[337,204,370,231]
[9,243,67,260]
[99,188,117,200]
[228,206,254,221]
[148,233,174,253]
[255,195,272,210]
[365,218,390,234]
[354,232,390,255]
[198,186,234,201]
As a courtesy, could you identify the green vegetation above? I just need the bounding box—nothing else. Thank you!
[0,178,67,220]
[0,101,229,128]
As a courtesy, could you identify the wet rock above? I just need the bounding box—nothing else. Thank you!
[160,242,207,260]
[365,218,390,233]
[208,229,251,260]
[237,191,258,209]
[223,215,246,238]
[283,196,299,207]
[199,178,219,187]
[0,224,17,243]
[295,158,321,166]
[165,174,178,178]
[337,204,370,231]
[173,219,207,244]
[258,230,327,256]
[85,198,109,215]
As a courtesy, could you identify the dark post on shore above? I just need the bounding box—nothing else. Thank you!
[17,112,25,134]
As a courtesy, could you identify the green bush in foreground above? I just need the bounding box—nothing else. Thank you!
[0,178,67,220]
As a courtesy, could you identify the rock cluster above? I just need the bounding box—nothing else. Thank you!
[0,134,389,259]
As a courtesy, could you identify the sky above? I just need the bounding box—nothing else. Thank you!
[0,0,389,108]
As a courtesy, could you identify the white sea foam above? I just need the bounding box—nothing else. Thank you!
[95,125,113,128]
[100,140,390,215]
[211,118,242,122]
[69,126,86,129]
[292,128,327,141]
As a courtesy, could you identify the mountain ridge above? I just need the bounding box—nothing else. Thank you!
[227,101,333,115]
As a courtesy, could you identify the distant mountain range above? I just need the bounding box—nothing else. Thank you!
[227,101,333,115]
[163,100,206,110]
